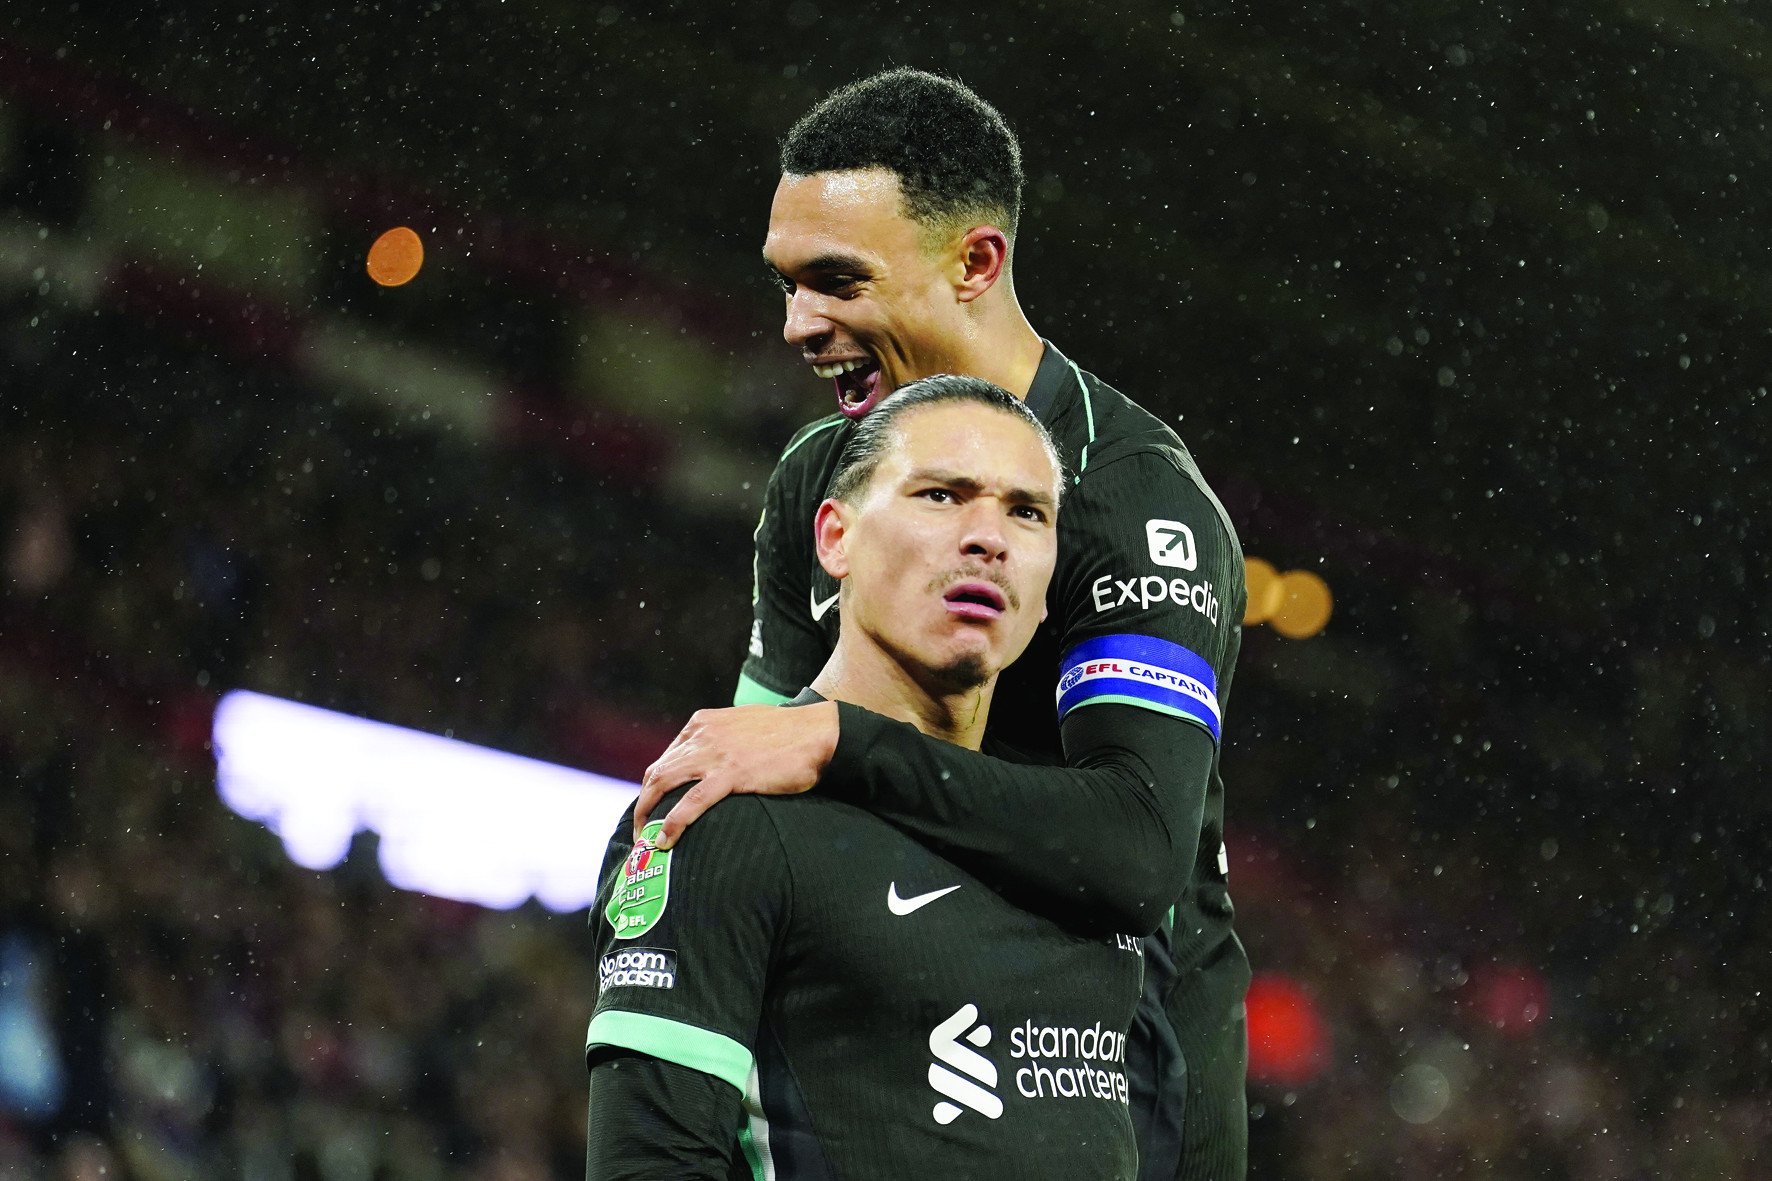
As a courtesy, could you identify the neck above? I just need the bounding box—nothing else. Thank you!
[949,289,1045,401]
[810,637,995,750]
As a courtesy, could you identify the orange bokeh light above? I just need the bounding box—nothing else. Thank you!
[1271,569,1333,639]
[1243,557,1284,625]
[367,226,424,287]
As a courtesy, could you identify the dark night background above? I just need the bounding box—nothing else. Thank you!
[0,2,1766,1177]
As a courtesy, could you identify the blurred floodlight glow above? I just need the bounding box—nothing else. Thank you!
[1242,557,1284,625]
[366,226,424,287]
[212,690,638,912]
[1271,569,1333,639]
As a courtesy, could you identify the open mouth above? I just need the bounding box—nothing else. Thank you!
[942,580,1007,621]
[812,356,883,418]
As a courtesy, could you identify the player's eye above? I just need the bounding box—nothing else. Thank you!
[1011,505,1048,523]
[917,488,957,504]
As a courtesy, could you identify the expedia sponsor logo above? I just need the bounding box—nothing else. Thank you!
[1091,573,1220,624]
[599,947,677,991]
[1145,519,1198,570]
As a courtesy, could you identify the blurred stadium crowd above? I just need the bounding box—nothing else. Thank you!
[1,309,1766,1179]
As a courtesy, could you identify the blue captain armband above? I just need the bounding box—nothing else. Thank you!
[1056,634,1222,741]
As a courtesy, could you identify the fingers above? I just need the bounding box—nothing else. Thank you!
[635,727,700,837]
[631,778,665,840]
[656,779,730,849]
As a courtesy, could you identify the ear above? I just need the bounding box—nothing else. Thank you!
[814,498,852,580]
[953,225,1009,304]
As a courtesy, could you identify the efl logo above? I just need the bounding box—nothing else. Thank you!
[1145,519,1198,570]
[929,1004,1004,1125]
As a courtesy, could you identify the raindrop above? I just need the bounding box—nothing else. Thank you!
[1390,1064,1451,1124]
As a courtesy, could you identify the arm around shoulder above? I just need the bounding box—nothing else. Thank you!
[818,452,1243,934]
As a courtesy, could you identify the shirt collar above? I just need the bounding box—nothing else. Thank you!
[1022,339,1078,423]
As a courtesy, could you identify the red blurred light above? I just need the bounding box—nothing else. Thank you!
[1469,962,1549,1036]
[1245,971,1330,1085]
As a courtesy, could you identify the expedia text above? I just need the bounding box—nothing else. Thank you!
[1092,574,1220,624]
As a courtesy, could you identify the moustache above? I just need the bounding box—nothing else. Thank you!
[927,569,1020,613]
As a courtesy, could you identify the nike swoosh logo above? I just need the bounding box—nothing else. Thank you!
[810,588,840,622]
[888,882,962,916]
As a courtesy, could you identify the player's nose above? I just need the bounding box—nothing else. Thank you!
[783,289,834,350]
[958,502,1010,562]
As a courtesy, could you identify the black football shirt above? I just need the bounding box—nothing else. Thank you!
[586,770,1144,1179]
[736,342,1250,1179]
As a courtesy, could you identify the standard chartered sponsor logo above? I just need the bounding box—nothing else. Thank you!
[928,1004,1002,1125]
[1010,1020,1131,1104]
[926,1005,1132,1121]
[598,947,676,991]
[1091,573,1220,624]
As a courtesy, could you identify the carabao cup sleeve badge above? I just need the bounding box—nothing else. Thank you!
[605,821,673,940]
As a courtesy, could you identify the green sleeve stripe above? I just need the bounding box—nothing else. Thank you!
[737,1123,768,1181]
[779,417,842,461]
[735,673,794,706]
[1062,693,1220,741]
[586,1010,753,1092]
[750,505,767,605]
[1064,356,1097,473]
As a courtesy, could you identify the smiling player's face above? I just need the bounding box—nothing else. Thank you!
[764,169,969,420]
[819,402,1059,692]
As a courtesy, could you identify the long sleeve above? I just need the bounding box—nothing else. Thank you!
[819,447,1243,937]
[586,1052,745,1180]
[584,791,789,1173]
[823,700,1214,935]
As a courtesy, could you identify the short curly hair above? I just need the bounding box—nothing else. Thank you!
[781,68,1024,237]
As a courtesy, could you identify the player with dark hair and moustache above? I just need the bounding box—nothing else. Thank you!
[634,69,1251,1181]
[586,376,1145,1179]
